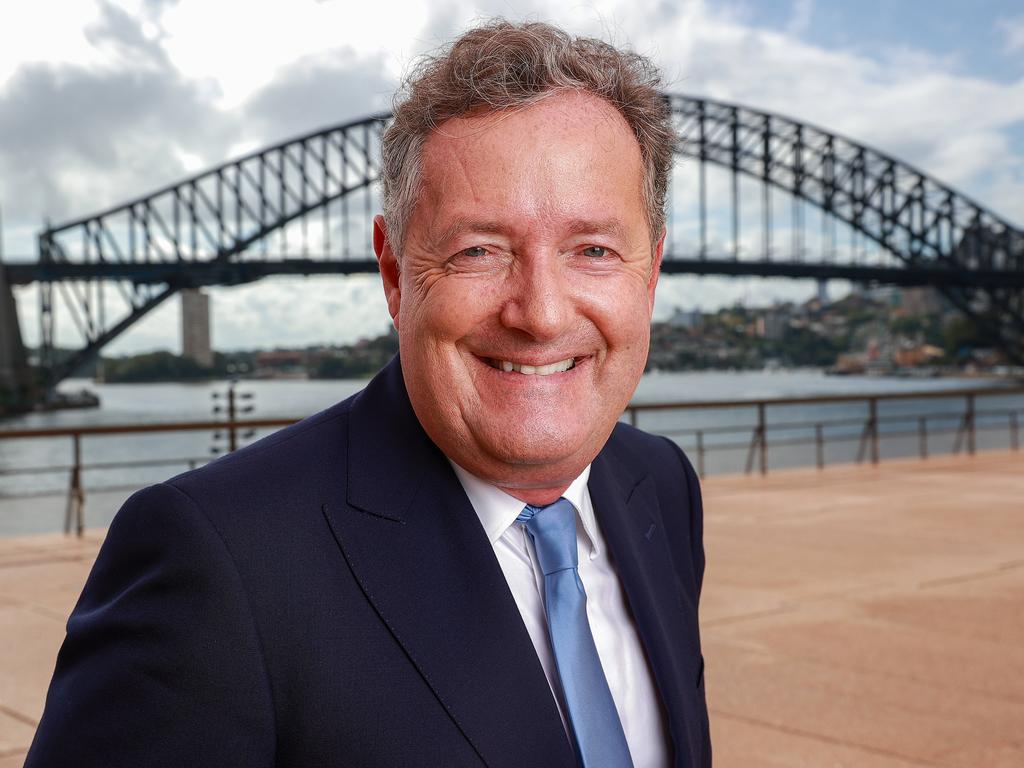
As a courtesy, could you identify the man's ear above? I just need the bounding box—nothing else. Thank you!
[373,215,401,331]
[647,226,666,315]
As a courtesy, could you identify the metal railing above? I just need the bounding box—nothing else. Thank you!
[0,418,294,535]
[1,386,1022,536]
[623,386,1024,478]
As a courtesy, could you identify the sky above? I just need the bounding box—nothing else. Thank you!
[2,0,1023,354]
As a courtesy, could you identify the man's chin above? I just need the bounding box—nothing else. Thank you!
[465,426,599,484]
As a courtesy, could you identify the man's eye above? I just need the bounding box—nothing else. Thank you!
[582,246,608,258]
[461,246,487,258]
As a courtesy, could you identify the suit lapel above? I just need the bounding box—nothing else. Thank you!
[590,443,705,768]
[322,358,575,768]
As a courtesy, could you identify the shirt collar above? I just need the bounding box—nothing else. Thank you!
[450,461,600,557]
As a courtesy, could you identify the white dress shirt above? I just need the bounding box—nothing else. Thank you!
[450,462,671,768]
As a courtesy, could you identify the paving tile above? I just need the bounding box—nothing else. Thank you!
[0,710,37,757]
[0,605,66,725]
[0,559,96,617]
[864,566,1024,648]
[705,637,1024,764]
[710,712,938,767]
[711,605,1024,702]
[934,742,1024,768]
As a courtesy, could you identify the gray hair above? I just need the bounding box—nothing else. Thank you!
[380,20,675,257]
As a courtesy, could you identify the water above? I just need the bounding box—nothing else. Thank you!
[1,368,1020,536]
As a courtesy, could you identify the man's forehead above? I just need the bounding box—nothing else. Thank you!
[412,94,645,235]
[419,92,641,171]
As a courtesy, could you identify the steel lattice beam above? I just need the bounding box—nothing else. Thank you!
[24,96,1024,383]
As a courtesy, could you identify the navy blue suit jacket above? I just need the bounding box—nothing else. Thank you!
[26,357,710,767]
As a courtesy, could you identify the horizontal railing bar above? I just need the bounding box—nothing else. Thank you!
[0,456,209,476]
[2,483,147,502]
[0,465,75,476]
[669,425,978,449]
[634,409,1023,436]
[2,396,1021,443]
[73,456,210,471]
[626,386,1024,412]
[0,418,296,440]
[2,389,1021,442]
[0,489,71,500]
[652,418,1006,439]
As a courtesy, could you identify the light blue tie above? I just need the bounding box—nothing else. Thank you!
[517,499,634,768]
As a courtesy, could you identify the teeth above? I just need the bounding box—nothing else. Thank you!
[490,358,576,375]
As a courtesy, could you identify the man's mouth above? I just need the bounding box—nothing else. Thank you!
[484,357,578,376]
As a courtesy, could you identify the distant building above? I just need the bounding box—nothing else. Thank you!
[893,343,944,368]
[181,289,213,368]
[756,306,790,340]
[896,287,944,316]
[816,279,830,305]
[667,307,702,329]
[863,285,900,307]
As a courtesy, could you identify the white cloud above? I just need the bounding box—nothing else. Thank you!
[998,15,1024,54]
[158,0,429,108]
[0,2,106,88]
[786,0,814,38]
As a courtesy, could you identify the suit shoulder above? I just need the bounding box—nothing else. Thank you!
[162,394,355,518]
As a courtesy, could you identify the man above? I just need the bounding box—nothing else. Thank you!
[26,20,709,768]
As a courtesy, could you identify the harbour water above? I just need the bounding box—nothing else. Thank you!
[0,368,1021,536]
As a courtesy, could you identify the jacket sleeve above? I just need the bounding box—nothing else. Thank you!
[24,482,276,768]
[661,437,706,599]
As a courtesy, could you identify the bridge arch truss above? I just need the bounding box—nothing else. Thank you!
[24,95,1024,384]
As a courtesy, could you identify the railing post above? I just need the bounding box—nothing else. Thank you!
[744,403,767,475]
[814,423,824,469]
[870,398,879,464]
[228,385,238,453]
[1011,411,1019,451]
[64,433,85,537]
[760,403,768,475]
[966,393,975,455]
[918,417,928,459]
[857,398,879,465]
[628,407,638,428]
[696,430,705,478]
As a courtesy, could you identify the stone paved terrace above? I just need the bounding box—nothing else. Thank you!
[0,451,1021,767]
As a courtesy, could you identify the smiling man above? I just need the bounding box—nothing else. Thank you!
[27,20,709,768]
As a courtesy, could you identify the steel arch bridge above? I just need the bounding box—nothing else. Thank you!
[9,94,1024,385]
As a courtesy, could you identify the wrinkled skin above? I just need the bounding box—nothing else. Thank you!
[374,91,663,504]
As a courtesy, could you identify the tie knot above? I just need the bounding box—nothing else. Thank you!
[517,497,578,575]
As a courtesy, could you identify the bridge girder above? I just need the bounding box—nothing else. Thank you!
[23,96,1024,384]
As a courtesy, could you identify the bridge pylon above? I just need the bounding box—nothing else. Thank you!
[0,259,34,415]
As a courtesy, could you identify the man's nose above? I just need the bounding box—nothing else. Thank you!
[499,253,573,341]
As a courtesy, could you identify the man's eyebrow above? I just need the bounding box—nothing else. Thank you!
[563,218,632,242]
[427,217,507,249]
[428,217,634,248]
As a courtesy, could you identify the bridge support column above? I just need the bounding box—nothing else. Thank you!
[0,265,34,416]
[181,288,213,368]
